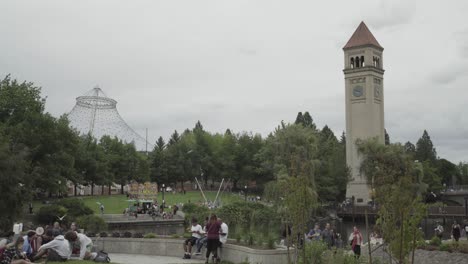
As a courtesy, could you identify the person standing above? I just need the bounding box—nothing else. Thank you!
[350,226,363,259]
[307,224,321,241]
[205,214,221,264]
[28,203,33,215]
[217,218,229,261]
[452,220,461,242]
[435,222,444,240]
[321,223,334,249]
[100,204,105,215]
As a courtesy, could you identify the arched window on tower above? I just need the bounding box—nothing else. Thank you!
[361,56,365,67]
[376,58,380,68]
[350,58,355,69]
[373,56,377,67]
[355,57,360,68]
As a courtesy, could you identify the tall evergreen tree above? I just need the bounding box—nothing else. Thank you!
[294,112,304,126]
[415,130,437,162]
[404,141,416,157]
[302,111,316,130]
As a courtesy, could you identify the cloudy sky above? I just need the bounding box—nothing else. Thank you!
[1,0,467,163]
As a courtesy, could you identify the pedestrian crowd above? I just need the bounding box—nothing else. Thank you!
[0,222,97,264]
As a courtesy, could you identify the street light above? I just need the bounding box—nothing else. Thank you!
[162,183,165,212]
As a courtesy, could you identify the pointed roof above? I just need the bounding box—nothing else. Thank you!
[343,22,383,50]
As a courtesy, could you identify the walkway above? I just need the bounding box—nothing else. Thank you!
[111,253,205,264]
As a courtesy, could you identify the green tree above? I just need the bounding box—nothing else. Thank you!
[302,111,316,130]
[0,127,29,231]
[294,112,304,126]
[415,130,437,162]
[357,139,427,263]
[150,136,167,184]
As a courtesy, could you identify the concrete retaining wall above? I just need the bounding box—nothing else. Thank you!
[95,237,289,264]
[106,219,185,235]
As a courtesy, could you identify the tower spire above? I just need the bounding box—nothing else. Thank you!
[343,21,383,50]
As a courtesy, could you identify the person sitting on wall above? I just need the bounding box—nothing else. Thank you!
[183,218,203,259]
[195,217,209,255]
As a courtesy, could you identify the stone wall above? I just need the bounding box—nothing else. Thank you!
[95,237,289,264]
[106,219,185,235]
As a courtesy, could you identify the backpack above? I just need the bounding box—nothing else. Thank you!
[94,250,110,263]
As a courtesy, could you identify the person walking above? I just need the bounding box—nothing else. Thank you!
[452,220,461,242]
[205,214,221,264]
[350,226,363,259]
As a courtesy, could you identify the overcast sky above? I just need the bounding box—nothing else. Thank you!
[1,0,467,163]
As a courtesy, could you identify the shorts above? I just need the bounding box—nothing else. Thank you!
[185,237,198,246]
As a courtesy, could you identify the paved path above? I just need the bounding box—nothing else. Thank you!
[111,253,205,264]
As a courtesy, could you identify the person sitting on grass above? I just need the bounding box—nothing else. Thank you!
[183,218,203,259]
[0,237,30,264]
[64,231,97,260]
[33,230,70,262]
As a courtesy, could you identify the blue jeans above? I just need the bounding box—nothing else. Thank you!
[196,237,207,252]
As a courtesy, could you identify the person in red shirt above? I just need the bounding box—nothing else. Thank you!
[204,214,221,264]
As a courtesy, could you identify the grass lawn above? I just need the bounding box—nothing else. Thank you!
[33,191,244,214]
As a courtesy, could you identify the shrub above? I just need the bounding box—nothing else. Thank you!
[235,232,242,243]
[144,233,157,239]
[99,232,108,237]
[266,234,276,249]
[171,234,180,238]
[112,232,120,238]
[86,232,96,237]
[439,243,451,252]
[182,203,198,214]
[133,233,143,238]
[76,215,107,233]
[36,205,67,225]
[57,199,93,218]
[123,232,132,238]
[183,204,210,229]
[429,236,442,246]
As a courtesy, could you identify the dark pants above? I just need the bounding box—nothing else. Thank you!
[206,238,219,259]
[47,249,67,262]
[353,245,361,258]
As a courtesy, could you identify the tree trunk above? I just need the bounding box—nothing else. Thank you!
[108,183,112,195]
[121,181,124,195]
[91,183,94,196]
[74,184,77,196]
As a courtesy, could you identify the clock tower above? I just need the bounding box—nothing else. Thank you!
[343,22,385,204]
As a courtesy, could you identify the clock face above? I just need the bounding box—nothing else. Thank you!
[374,86,381,98]
[353,86,363,97]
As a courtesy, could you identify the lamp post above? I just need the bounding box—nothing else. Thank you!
[244,185,247,201]
[162,184,165,212]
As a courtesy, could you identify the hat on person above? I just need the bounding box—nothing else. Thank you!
[35,227,44,236]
